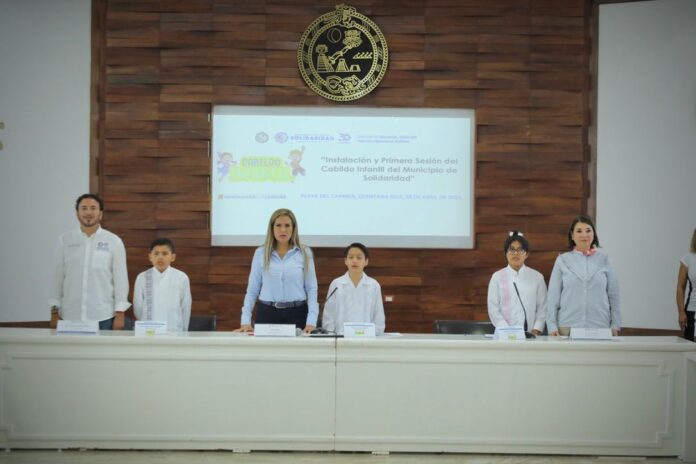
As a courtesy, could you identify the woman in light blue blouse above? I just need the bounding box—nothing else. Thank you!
[546,215,621,336]
[236,208,318,334]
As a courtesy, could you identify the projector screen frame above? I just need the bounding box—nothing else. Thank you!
[210,105,476,250]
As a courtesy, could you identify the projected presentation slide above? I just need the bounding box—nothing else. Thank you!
[211,106,475,249]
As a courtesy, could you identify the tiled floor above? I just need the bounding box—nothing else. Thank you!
[0,451,684,464]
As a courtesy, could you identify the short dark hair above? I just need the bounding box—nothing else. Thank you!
[344,242,369,259]
[504,231,529,254]
[567,215,600,250]
[149,237,175,253]
[75,193,103,211]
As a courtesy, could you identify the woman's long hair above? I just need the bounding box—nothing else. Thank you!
[262,208,309,272]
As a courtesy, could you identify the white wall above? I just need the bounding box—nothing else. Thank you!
[597,0,696,329]
[1,0,694,328]
[0,0,91,322]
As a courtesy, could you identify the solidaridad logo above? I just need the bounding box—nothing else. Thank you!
[297,4,389,102]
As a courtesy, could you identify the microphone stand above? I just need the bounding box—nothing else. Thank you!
[314,286,339,335]
[513,282,536,339]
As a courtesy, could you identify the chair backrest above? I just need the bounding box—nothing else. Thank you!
[123,316,135,330]
[434,320,495,335]
[188,314,216,332]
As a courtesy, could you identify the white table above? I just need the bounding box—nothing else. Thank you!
[0,328,335,451]
[0,329,694,461]
[336,334,696,460]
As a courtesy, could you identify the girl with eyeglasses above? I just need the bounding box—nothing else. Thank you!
[487,231,547,336]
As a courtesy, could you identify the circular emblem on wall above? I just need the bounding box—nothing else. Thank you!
[297,4,389,102]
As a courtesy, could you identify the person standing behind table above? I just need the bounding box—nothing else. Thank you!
[48,193,130,330]
[235,208,319,334]
[133,238,192,332]
[487,231,547,336]
[322,242,386,335]
[546,215,621,337]
[676,228,696,341]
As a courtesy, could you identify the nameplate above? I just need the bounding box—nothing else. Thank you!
[570,327,613,340]
[254,324,297,337]
[56,320,99,335]
[343,322,376,338]
[134,321,168,336]
[493,326,526,341]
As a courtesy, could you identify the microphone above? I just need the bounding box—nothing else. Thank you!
[314,286,339,336]
[325,286,338,303]
[513,282,536,339]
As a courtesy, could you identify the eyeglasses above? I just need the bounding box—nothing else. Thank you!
[507,248,527,255]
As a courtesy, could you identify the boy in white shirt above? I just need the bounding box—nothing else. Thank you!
[133,238,192,332]
[322,243,385,335]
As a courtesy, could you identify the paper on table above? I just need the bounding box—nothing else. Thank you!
[570,327,613,340]
[134,321,168,336]
[56,320,99,335]
[493,326,526,341]
[343,322,376,338]
[254,324,297,337]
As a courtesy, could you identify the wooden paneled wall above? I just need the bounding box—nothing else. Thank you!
[92,0,591,332]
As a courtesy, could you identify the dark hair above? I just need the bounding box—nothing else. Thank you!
[690,228,696,253]
[344,242,369,259]
[504,231,529,254]
[75,193,103,211]
[567,215,600,250]
[149,237,175,253]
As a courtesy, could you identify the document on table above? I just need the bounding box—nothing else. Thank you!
[56,320,99,334]
[134,321,168,336]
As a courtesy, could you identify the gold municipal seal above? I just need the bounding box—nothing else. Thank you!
[297,4,389,102]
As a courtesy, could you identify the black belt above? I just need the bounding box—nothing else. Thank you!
[259,300,306,309]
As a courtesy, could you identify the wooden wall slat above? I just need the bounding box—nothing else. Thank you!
[94,0,591,332]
